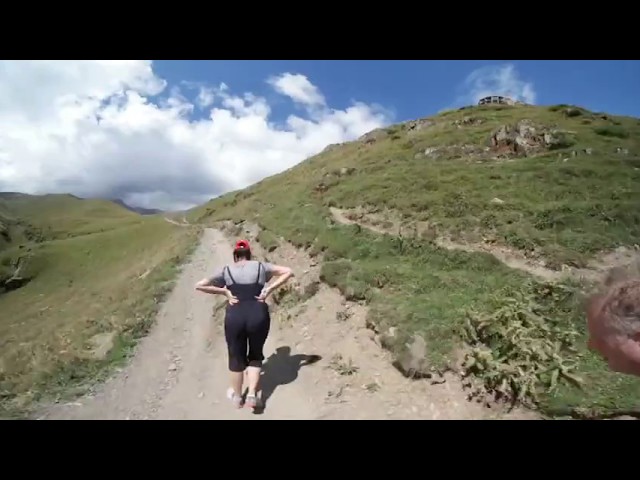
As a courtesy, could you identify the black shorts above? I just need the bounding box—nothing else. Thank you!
[224,301,271,372]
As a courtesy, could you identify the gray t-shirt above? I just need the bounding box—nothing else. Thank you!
[208,260,275,287]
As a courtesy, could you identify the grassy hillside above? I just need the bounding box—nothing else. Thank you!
[0,211,16,251]
[0,193,146,290]
[189,102,640,417]
[0,194,200,418]
[0,197,36,253]
[0,193,146,241]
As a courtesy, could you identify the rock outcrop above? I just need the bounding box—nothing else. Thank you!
[489,120,572,157]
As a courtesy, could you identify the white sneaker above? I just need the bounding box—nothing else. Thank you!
[226,388,243,408]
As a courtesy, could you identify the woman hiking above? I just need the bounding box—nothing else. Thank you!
[195,239,294,410]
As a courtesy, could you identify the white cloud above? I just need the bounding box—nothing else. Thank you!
[196,86,215,108]
[0,61,391,211]
[455,63,537,106]
[267,72,326,107]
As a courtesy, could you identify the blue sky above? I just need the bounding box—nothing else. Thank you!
[153,60,640,123]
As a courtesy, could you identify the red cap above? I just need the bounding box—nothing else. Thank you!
[234,239,251,251]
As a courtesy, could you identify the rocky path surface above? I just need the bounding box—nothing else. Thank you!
[42,228,538,420]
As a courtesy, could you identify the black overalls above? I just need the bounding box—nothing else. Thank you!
[223,262,271,372]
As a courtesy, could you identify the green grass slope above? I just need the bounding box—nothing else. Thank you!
[189,102,640,417]
[0,193,146,242]
[0,194,200,418]
[0,197,35,252]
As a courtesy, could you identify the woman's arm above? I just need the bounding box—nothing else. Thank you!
[195,279,228,295]
[194,275,237,304]
[258,264,294,300]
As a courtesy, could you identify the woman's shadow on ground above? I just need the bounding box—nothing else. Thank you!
[254,346,322,415]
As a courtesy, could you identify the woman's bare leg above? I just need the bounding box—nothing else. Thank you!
[245,366,261,396]
[229,371,243,396]
[226,370,244,408]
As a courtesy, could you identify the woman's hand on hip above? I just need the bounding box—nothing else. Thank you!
[225,289,239,305]
[255,286,271,303]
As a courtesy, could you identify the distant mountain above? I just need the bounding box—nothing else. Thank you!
[111,198,163,216]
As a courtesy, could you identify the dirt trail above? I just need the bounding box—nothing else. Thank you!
[163,217,190,227]
[330,207,638,283]
[41,227,537,420]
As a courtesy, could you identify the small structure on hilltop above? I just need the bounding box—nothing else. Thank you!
[477,95,526,106]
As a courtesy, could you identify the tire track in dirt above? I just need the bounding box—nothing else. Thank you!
[40,227,538,420]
